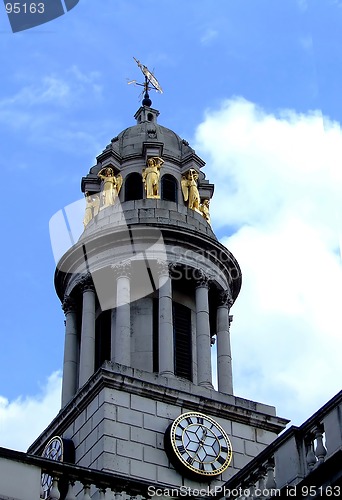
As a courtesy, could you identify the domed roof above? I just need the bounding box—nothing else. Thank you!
[111,122,194,161]
[106,106,196,162]
[82,105,208,194]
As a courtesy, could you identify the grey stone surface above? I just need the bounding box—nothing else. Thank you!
[232,422,256,441]
[117,440,143,460]
[131,426,156,447]
[323,405,342,455]
[0,458,41,500]
[117,407,144,427]
[131,459,157,481]
[131,393,157,414]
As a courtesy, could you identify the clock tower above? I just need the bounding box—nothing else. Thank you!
[28,96,288,490]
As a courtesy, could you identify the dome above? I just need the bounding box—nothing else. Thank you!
[111,122,194,161]
[103,105,198,163]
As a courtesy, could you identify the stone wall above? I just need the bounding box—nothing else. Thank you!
[58,364,287,490]
[82,199,216,240]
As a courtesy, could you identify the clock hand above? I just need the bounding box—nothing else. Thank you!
[191,428,208,462]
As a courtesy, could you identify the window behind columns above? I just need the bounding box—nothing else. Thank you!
[153,298,159,372]
[161,174,178,202]
[173,302,192,381]
[125,172,143,201]
[95,310,111,370]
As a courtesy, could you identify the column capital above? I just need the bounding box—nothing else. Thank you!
[111,261,132,279]
[157,259,177,278]
[194,269,210,288]
[79,273,95,292]
[62,295,77,314]
[218,289,234,308]
[156,259,169,277]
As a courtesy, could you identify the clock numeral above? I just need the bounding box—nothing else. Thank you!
[175,434,182,441]
[217,434,224,440]
[221,446,228,453]
[211,463,216,471]
[197,416,204,424]
[217,456,226,465]
[178,445,186,454]
[199,462,205,471]
[187,456,194,465]
[186,417,193,425]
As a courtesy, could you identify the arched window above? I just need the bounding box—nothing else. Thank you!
[161,174,178,202]
[125,172,143,201]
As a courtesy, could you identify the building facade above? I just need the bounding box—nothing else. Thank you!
[30,101,286,488]
[2,100,339,500]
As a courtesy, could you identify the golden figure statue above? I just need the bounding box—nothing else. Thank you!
[83,192,100,227]
[199,199,211,225]
[142,156,164,198]
[181,169,201,212]
[97,167,123,208]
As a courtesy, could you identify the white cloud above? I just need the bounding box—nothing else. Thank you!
[0,372,62,451]
[0,66,103,134]
[200,28,219,46]
[195,97,342,425]
[0,76,71,108]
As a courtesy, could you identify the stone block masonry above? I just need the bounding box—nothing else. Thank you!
[27,363,288,488]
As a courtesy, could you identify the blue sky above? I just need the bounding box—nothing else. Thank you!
[1,0,342,450]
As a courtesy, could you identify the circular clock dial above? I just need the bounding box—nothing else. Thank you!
[41,436,64,498]
[165,412,232,477]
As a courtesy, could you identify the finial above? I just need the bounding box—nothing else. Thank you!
[142,90,152,107]
[128,57,163,107]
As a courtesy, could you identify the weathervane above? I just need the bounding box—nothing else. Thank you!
[128,57,163,107]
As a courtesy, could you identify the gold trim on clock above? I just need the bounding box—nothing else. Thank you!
[167,411,233,477]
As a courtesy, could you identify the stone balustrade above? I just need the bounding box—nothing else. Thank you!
[0,446,182,500]
[213,391,342,499]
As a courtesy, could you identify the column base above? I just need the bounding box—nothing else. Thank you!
[159,370,175,378]
[198,381,214,389]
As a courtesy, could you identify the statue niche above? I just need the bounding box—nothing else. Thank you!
[199,199,211,225]
[83,192,100,228]
[142,156,164,199]
[97,167,123,209]
[181,169,201,213]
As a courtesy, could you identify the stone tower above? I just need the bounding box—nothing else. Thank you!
[28,100,288,489]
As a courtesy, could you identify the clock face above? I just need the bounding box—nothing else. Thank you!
[41,436,64,499]
[165,412,232,478]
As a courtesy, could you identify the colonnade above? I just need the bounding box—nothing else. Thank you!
[61,263,234,407]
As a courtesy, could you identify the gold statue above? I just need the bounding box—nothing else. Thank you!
[199,199,211,225]
[97,167,123,209]
[142,156,164,198]
[83,192,100,227]
[181,169,201,212]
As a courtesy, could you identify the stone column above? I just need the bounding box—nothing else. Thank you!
[78,274,96,388]
[195,270,213,388]
[158,260,174,377]
[113,262,131,366]
[216,289,234,394]
[61,295,78,407]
